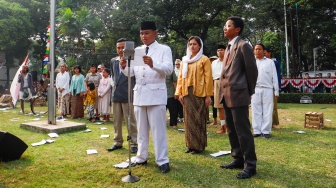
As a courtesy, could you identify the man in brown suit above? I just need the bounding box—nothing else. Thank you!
[218,16,258,179]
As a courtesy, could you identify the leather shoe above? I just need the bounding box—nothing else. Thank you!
[263,134,271,139]
[220,161,244,169]
[131,160,147,167]
[185,148,193,153]
[107,145,122,152]
[236,168,256,179]
[159,163,170,173]
[253,134,262,137]
[130,146,138,153]
[191,150,202,155]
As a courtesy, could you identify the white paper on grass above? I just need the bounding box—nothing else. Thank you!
[114,157,136,169]
[94,122,103,125]
[32,140,47,146]
[325,119,332,122]
[178,129,185,132]
[31,139,55,146]
[100,134,110,138]
[48,133,59,138]
[84,129,92,132]
[46,139,55,143]
[86,150,98,155]
[293,130,306,134]
[100,127,107,130]
[210,151,231,157]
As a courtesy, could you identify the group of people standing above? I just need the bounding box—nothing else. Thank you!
[55,63,112,123]
[17,17,281,179]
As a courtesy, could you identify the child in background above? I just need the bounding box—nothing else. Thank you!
[84,82,97,122]
[98,68,113,122]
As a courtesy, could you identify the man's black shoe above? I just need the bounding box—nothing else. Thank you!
[236,168,256,179]
[130,146,138,154]
[253,134,262,137]
[220,161,244,169]
[159,163,170,173]
[191,150,202,155]
[263,134,271,139]
[131,160,147,167]
[107,145,122,152]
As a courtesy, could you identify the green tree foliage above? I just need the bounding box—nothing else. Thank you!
[2,0,335,76]
[0,0,33,64]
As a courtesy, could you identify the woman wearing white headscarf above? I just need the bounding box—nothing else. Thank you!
[175,36,213,154]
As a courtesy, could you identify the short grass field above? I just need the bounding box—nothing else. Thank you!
[0,103,335,188]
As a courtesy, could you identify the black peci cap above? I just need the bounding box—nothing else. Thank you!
[141,21,157,30]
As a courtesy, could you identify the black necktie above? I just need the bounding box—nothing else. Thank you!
[145,46,149,55]
[225,44,231,65]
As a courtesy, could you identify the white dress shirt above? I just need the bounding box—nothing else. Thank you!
[55,71,70,96]
[255,57,279,96]
[122,41,173,106]
[211,59,223,80]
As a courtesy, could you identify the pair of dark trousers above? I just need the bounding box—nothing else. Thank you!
[167,97,178,126]
[176,98,184,118]
[223,99,257,168]
[211,96,217,118]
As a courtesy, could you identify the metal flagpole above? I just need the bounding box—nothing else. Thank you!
[48,0,56,125]
[284,0,290,77]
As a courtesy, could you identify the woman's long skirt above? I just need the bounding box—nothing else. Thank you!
[71,95,84,118]
[184,86,207,151]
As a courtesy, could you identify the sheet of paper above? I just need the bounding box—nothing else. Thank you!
[100,127,107,130]
[48,133,59,138]
[84,129,92,132]
[177,129,185,132]
[31,139,47,146]
[126,156,136,163]
[114,162,130,169]
[100,134,110,138]
[131,48,146,67]
[293,130,305,134]
[86,149,98,155]
[94,122,103,125]
[114,157,136,169]
[210,151,231,157]
[46,139,55,143]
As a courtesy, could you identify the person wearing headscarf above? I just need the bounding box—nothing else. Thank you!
[175,36,213,154]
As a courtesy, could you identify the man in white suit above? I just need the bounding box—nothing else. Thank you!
[120,21,173,173]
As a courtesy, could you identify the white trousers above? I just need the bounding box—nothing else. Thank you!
[134,105,169,166]
[251,87,274,134]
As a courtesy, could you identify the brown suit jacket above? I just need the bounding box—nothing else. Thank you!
[219,37,258,108]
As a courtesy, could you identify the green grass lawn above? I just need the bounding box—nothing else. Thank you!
[0,103,335,188]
